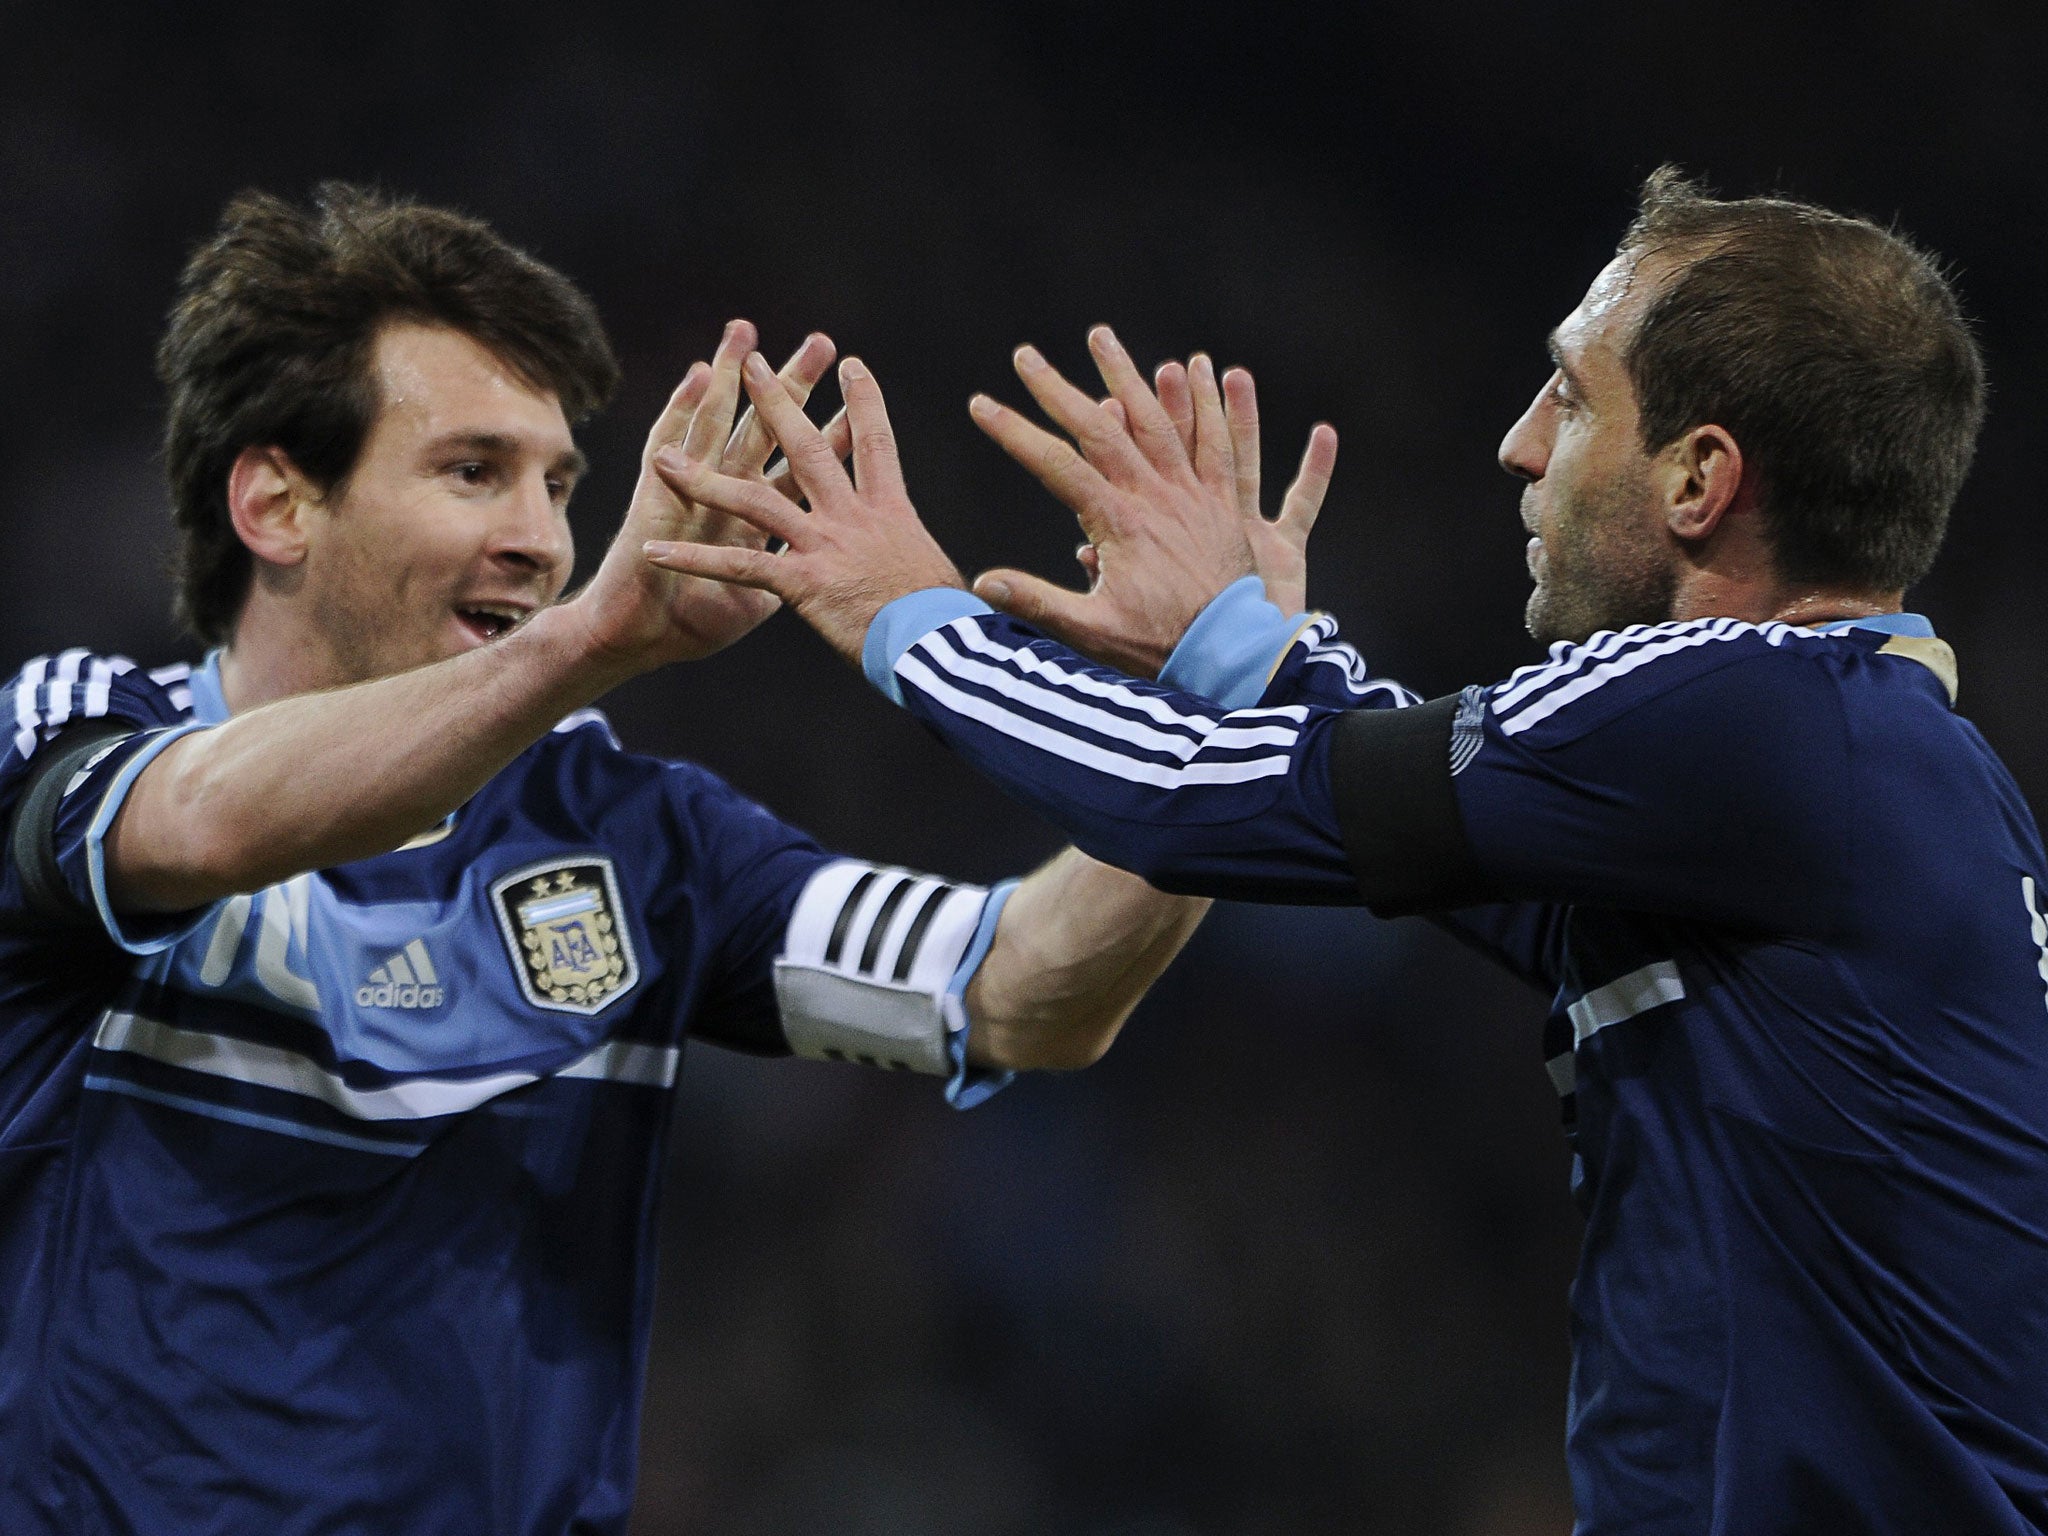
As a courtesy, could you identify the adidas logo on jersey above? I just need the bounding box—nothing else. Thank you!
[357,939,446,1009]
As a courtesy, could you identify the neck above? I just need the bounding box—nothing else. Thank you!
[1762,589,1905,628]
[1667,565,1905,633]
[217,599,348,715]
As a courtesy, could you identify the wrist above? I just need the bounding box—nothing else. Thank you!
[861,587,994,704]
[510,599,646,703]
[1158,576,1308,708]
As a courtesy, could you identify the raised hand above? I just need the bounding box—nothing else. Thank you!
[642,353,965,665]
[1152,358,1335,617]
[569,320,852,669]
[969,326,1337,674]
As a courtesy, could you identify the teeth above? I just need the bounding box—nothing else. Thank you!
[458,607,524,639]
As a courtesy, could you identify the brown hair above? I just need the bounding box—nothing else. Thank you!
[1619,166,1985,593]
[157,183,621,643]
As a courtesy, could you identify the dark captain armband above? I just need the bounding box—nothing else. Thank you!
[1326,692,1491,916]
[7,721,137,929]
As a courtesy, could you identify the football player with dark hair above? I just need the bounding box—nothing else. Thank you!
[0,184,1334,1533]
[651,172,2048,1534]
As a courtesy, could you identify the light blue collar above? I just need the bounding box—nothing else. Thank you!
[190,650,231,725]
[1814,612,1935,638]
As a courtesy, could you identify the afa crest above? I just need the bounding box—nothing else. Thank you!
[489,857,639,1015]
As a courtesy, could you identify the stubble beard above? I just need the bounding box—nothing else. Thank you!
[1523,476,1677,647]
[306,544,437,688]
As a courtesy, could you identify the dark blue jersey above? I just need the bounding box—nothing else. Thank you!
[870,589,2048,1534]
[0,651,1004,1535]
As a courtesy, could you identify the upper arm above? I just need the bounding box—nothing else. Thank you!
[1328,627,1852,931]
[667,767,1002,1079]
[0,654,207,950]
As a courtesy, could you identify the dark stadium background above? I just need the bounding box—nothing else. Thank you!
[5,5,2043,1531]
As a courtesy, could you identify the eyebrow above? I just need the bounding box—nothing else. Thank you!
[428,431,588,480]
[1545,327,1591,398]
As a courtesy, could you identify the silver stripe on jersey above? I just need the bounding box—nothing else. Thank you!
[773,858,991,1075]
[90,1008,679,1122]
[1545,960,1688,1097]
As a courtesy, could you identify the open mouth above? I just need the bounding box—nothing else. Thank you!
[455,605,527,644]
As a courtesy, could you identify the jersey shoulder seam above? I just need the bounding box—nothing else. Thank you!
[1487,618,1835,741]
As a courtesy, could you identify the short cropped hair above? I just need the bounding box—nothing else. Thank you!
[1619,166,1985,593]
[158,183,621,643]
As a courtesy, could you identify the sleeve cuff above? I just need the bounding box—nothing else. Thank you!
[83,721,219,955]
[863,588,996,705]
[941,877,1019,1109]
[1159,576,1310,708]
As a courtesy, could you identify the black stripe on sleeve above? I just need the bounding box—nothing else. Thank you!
[824,869,880,966]
[859,876,916,974]
[890,882,956,982]
[9,721,136,930]
[1326,695,1490,917]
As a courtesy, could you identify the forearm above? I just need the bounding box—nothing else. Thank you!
[878,603,1362,901]
[107,604,637,911]
[964,848,1207,1072]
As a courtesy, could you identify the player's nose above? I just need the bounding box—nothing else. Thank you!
[488,477,574,583]
[1498,381,1553,483]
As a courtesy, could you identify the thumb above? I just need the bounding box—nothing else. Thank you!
[973,568,1095,644]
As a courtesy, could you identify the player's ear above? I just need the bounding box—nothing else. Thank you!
[1660,423,1746,545]
[227,445,319,568]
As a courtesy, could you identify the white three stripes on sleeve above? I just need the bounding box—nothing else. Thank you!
[1490,617,1818,738]
[898,620,1303,791]
[11,651,141,759]
[9,651,148,757]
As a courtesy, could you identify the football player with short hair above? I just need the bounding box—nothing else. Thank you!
[0,184,1327,1533]
[651,171,2048,1533]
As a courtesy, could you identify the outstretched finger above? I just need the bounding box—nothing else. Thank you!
[768,408,852,504]
[680,320,758,464]
[1188,354,1233,498]
[1155,361,1195,459]
[971,567,1098,648]
[642,362,714,457]
[836,356,906,499]
[654,447,811,549]
[970,393,1125,544]
[1276,423,1339,538]
[729,332,835,477]
[737,352,853,510]
[1221,366,1263,521]
[1011,345,1153,484]
[642,538,787,596]
[1088,326,1195,481]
